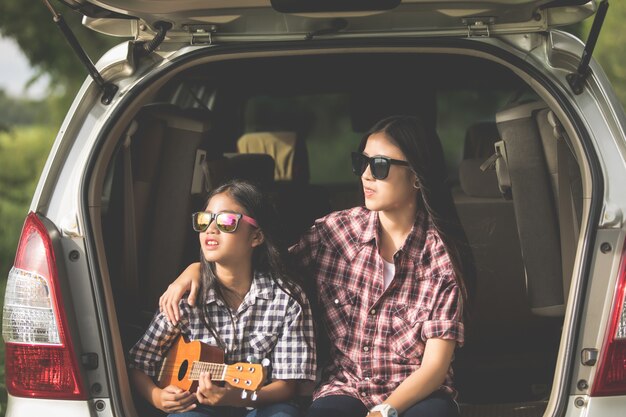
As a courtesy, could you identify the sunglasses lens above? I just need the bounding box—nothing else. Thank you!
[216,213,239,233]
[371,157,390,180]
[351,152,368,176]
[193,212,212,232]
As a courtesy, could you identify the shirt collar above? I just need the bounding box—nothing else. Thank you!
[358,209,379,245]
[358,207,432,263]
[202,270,274,305]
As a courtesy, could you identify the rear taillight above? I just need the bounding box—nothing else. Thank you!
[591,240,626,396]
[2,212,86,399]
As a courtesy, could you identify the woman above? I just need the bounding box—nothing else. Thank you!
[161,116,474,417]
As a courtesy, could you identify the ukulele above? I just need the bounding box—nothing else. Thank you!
[156,336,268,399]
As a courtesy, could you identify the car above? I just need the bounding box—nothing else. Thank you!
[2,0,625,416]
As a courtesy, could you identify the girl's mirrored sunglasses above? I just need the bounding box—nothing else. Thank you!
[192,211,258,233]
[351,152,410,180]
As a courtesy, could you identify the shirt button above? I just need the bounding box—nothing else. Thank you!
[364,377,370,381]
[334,299,340,304]
[363,346,369,352]
[370,309,376,315]
[360,391,367,397]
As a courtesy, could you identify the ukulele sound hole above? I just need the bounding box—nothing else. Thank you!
[178,360,189,381]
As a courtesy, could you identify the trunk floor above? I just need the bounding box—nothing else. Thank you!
[460,401,548,417]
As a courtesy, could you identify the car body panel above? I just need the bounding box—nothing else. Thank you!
[6,1,626,414]
[75,0,597,40]
[5,395,105,417]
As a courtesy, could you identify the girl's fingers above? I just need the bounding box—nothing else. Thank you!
[177,392,197,407]
[171,390,193,401]
[167,302,178,326]
[188,280,198,307]
[179,402,197,413]
[162,391,196,412]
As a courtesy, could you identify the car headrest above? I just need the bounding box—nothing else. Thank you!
[459,158,501,198]
[463,122,500,159]
[237,131,309,183]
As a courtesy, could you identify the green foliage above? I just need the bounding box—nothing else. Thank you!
[0,126,56,274]
[0,89,50,129]
[0,1,118,102]
[583,2,626,109]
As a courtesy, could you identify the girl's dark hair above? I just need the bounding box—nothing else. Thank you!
[359,115,476,317]
[196,180,312,350]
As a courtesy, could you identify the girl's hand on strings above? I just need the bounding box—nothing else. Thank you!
[156,384,197,413]
[196,372,239,406]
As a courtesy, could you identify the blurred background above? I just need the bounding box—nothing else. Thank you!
[1,2,625,415]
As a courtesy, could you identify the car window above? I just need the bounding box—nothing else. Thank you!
[437,88,535,181]
[244,94,362,184]
[244,89,528,185]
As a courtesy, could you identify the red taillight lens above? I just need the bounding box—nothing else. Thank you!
[2,212,86,399]
[591,241,626,396]
[5,345,84,397]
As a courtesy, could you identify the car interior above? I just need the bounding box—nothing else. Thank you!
[97,52,584,417]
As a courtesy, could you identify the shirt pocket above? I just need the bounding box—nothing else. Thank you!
[248,331,279,359]
[319,284,359,351]
[390,304,431,360]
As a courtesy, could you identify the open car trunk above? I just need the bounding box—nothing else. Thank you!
[88,43,587,417]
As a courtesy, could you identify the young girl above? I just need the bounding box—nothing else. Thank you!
[160,116,474,417]
[129,180,316,417]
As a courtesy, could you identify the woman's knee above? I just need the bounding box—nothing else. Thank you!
[305,395,368,417]
[401,392,460,417]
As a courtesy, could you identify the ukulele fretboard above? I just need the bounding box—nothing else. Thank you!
[189,361,227,380]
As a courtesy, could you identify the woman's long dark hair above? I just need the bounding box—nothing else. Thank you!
[196,180,313,351]
[359,115,476,318]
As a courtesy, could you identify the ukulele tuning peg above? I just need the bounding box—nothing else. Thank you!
[241,390,248,399]
[261,358,271,368]
[251,391,258,401]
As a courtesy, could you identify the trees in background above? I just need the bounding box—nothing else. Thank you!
[583,2,626,107]
[0,1,117,102]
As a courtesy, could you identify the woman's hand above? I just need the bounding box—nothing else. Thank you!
[156,385,197,413]
[195,372,239,406]
[366,412,382,417]
[159,262,201,325]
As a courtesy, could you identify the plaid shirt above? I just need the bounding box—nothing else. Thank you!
[129,271,316,382]
[290,207,464,408]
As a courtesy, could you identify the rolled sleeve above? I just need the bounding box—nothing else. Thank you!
[128,308,185,377]
[289,224,321,270]
[270,297,317,381]
[421,275,465,347]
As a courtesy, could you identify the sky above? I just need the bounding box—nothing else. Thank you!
[0,36,50,100]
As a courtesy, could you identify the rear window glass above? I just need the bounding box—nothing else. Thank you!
[244,89,526,184]
[437,89,514,180]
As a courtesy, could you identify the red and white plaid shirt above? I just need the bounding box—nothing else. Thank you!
[290,206,464,408]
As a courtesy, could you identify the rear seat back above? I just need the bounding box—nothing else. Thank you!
[454,123,528,327]
[453,122,562,402]
[494,101,580,316]
[131,104,214,309]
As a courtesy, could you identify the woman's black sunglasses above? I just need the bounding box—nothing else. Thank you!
[351,152,410,180]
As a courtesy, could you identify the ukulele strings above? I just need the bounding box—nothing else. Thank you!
[160,362,226,379]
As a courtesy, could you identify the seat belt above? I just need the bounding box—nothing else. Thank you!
[548,111,577,300]
[122,120,139,297]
